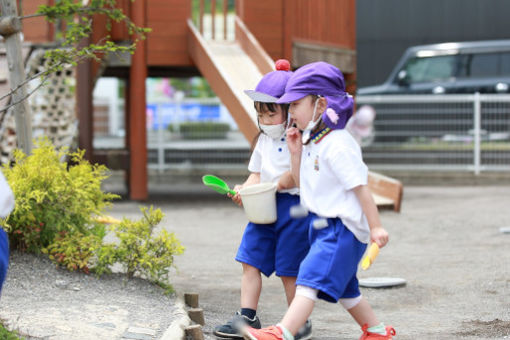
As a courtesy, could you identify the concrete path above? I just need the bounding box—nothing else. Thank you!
[4,182,508,339]
[115,185,510,340]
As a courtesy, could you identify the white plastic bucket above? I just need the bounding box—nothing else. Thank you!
[239,182,278,224]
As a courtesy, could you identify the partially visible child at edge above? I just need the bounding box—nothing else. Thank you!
[242,62,395,340]
[213,59,316,340]
[0,170,15,292]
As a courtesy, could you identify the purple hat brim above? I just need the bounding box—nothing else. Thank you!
[275,92,308,104]
[244,90,279,103]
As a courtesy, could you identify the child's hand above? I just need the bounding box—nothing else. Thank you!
[286,127,302,155]
[228,184,243,206]
[370,226,389,248]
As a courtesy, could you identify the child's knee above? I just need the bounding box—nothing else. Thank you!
[242,263,261,275]
[295,285,318,301]
[339,295,362,310]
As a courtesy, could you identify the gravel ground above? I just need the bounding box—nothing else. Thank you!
[160,185,510,340]
[1,181,509,340]
[0,253,178,339]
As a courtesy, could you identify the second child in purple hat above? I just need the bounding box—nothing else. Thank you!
[213,59,313,340]
[242,62,395,340]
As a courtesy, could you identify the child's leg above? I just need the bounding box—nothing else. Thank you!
[280,295,314,335]
[214,263,263,338]
[279,276,297,305]
[339,288,394,337]
[344,296,379,328]
[241,263,262,309]
[243,296,315,340]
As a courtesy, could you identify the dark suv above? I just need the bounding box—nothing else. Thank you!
[357,40,510,95]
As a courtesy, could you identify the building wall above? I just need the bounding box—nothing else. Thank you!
[236,0,285,60]
[146,0,192,66]
[357,0,510,87]
[21,0,51,43]
[237,0,357,92]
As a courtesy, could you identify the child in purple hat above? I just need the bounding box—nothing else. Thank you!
[242,62,395,340]
[214,59,314,340]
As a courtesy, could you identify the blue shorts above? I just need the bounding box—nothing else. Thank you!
[0,228,9,292]
[296,214,367,303]
[236,193,311,277]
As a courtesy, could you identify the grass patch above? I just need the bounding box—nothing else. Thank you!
[0,323,24,340]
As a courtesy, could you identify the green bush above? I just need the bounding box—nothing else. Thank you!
[177,121,230,139]
[1,140,184,291]
[0,323,23,340]
[43,230,103,274]
[1,139,118,253]
[94,206,184,290]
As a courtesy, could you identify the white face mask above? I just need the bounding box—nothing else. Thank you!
[260,122,286,140]
[301,98,321,144]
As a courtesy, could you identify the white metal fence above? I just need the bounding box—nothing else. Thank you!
[145,97,251,173]
[113,93,510,175]
[357,93,510,174]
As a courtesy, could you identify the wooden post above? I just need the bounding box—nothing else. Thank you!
[0,0,32,154]
[185,325,204,340]
[211,0,216,39]
[282,0,293,62]
[199,0,204,35]
[223,0,227,40]
[188,308,205,326]
[184,293,199,308]
[128,0,148,200]
[76,37,93,161]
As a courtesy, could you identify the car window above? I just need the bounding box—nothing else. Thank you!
[467,52,510,78]
[402,55,457,83]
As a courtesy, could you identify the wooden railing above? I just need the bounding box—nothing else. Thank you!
[196,0,231,40]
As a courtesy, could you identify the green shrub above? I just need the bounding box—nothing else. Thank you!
[0,323,23,340]
[1,139,183,291]
[177,121,230,139]
[1,138,118,252]
[95,206,184,289]
[43,229,103,274]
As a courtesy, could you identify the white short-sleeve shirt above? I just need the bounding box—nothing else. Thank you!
[299,129,370,243]
[0,171,14,218]
[248,133,299,195]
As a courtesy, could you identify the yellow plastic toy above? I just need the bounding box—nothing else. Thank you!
[94,215,121,225]
[361,243,379,270]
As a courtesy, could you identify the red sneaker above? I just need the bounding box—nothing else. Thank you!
[359,324,396,340]
[243,325,284,340]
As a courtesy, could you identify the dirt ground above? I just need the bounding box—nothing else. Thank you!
[110,185,510,340]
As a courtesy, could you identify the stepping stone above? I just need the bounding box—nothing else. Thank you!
[359,277,407,288]
[122,327,157,340]
[499,227,510,234]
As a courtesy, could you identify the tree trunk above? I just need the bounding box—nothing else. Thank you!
[0,0,32,154]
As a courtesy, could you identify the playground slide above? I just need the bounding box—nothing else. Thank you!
[187,18,270,144]
[187,18,403,212]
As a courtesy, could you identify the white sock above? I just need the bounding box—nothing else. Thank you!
[367,323,386,335]
[277,323,294,340]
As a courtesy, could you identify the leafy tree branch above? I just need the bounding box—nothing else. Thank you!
[0,0,150,114]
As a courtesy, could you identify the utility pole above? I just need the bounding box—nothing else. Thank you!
[0,0,32,154]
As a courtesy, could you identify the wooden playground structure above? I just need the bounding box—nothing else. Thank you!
[12,0,402,210]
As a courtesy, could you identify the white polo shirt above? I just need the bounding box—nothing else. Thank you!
[299,129,370,243]
[0,172,14,218]
[248,133,299,195]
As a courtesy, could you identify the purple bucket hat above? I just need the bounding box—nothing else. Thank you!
[276,61,354,129]
[245,59,293,103]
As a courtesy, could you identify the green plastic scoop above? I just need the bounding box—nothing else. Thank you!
[202,174,236,195]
